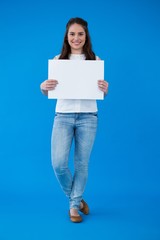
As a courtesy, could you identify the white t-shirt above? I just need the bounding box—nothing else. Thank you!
[54,53,100,113]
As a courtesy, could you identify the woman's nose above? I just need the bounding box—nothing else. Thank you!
[74,35,79,40]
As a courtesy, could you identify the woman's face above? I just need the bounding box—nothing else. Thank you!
[67,23,86,54]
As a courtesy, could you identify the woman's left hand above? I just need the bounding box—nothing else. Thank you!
[98,80,109,95]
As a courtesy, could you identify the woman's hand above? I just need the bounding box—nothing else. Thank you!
[40,79,58,91]
[98,80,109,96]
[40,79,58,95]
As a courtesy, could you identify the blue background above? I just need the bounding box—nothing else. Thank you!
[0,0,160,239]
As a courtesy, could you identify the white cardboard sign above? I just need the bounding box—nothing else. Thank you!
[48,60,104,100]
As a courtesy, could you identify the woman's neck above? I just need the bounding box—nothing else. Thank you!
[71,50,83,54]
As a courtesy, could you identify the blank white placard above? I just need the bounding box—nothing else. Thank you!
[48,60,104,100]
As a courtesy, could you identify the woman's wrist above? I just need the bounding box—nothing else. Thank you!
[40,84,48,96]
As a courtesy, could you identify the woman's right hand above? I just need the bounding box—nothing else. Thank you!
[40,79,58,91]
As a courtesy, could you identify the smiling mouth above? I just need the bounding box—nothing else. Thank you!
[72,41,81,44]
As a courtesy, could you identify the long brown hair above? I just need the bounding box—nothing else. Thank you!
[59,17,96,60]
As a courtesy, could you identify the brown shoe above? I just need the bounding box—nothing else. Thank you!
[79,199,89,215]
[69,210,82,223]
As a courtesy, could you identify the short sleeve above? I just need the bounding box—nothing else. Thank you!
[53,54,60,60]
[96,56,101,60]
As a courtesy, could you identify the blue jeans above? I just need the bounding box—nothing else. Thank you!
[51,113,98,210]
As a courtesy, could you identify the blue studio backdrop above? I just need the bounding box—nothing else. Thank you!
[0,0,160,239]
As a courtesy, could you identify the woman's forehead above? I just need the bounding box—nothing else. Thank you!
[68,23,85,32]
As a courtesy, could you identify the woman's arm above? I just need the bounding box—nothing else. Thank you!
[40,55,60,96]
[96,56,109,96]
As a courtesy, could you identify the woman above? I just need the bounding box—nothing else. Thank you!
[40,17,109,223]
